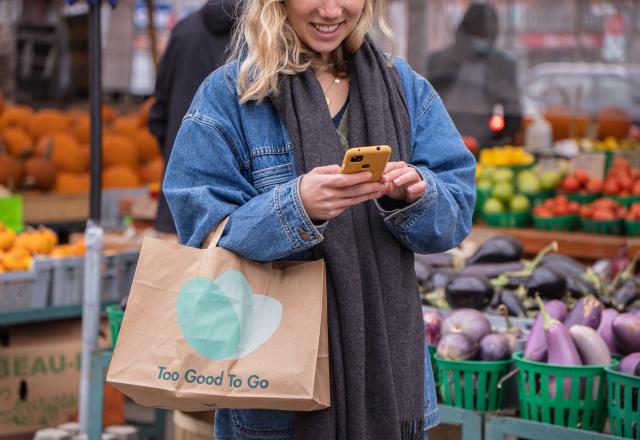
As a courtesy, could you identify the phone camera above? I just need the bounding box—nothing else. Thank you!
[350,155,364,162]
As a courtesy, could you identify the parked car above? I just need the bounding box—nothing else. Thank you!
[520,62,640,123]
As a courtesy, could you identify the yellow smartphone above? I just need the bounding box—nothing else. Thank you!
[340,145,392,183]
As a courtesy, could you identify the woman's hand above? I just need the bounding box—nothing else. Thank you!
[299,165,387,221]
[381,161,426,204]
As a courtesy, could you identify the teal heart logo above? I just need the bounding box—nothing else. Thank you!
[176,270,283,360]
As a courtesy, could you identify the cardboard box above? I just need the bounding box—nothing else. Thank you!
[0,319,108,437]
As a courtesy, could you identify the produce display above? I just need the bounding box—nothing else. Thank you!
[478,146,535,168]
[0,99,163,193]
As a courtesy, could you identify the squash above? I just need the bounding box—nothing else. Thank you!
[135,128,161,162]
[28,109,71,139]
[0,127,33,158]
[2,246,32,271]
[0,154,24,191]
[140,156,164,183]
[71,113,90,144]
[0,105,33,131]
[14,228,58,255]
[597,107,631,140]
[102,105,118,125]
[0,225,16,251]
[35,133,86,173]
[23,156,57,191]
[54,172,90,193]
[103,165,141,189]
[111,116,139,139]
[103,134,139,168]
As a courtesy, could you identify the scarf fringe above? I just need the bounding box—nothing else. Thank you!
[400,418,425,440]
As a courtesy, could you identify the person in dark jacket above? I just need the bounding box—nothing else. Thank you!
[426,3,521,148]
[148,0,238,234]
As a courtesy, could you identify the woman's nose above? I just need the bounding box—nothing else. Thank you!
[318,0,343,18]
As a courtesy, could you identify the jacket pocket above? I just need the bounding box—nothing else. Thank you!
[251,163,295,193]
[230,408,295,438]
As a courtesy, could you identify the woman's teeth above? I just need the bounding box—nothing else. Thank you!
[313,23,340,34]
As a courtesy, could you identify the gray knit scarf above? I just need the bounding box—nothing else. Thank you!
[272,38,425,440]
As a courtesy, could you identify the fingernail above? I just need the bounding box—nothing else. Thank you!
[394,179,401,185]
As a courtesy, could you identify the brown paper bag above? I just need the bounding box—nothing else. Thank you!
[106,221,329,412]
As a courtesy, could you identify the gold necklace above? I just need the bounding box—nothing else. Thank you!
[321,74,341,105]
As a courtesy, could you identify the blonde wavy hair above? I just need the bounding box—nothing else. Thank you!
[229,0,394,103]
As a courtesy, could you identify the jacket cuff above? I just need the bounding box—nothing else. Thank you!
[273,176,326,252]
[374,166,438,232]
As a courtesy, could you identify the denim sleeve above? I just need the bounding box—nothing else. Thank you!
[377,81,476,254]
[163,116,325,262]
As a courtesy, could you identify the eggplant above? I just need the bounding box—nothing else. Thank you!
[564,274,601,300]
[597,308,621,355]
[424,269,456,292]
[437,333,477,360]
[441,309,492,342]
[541,254,586,279]
[423,310,442,346]
[465,236,523,266]
[460,261,524,279]
[537,296,582,398]
[478,333,511,361]
[497,305,523,352]
[619,353,640,376]
[525,266,567,299]
[414,260,431,285]
[415,253,454,269]
[500,290,527,317]
[612,279,639,311]
[523,299,567,362]
[563,296,603,329]
[569,325,612,366]
[612,313,640,354]
[445,275,494,309]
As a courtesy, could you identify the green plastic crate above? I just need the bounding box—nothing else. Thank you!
[106,304,125,349]
[611,194,640,208]
[606,366,640,439]
[513,352,614,432]
[483,210,531,228]
[580,218,623,235]
[525,190,556,207]
[564,192,601,204]
[625,220,640,237]
[533,215,579,231]
[434,354,512,411]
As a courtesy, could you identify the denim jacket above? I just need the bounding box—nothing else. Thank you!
[163,57,476,429]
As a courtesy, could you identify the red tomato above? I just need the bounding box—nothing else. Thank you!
[574,170,590,186]
[592,210,616,221]
[562,176,580,193]
[604,180,621,195]
[586,179,603,193]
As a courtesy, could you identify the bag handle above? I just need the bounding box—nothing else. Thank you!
[202,218,230,249]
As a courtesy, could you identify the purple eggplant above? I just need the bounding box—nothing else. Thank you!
[479,333,511,361]
[569,325,612,366]
[415,253,454,268]
[424,268,456,292]
[525,266,567,299]
[423,310,442,346]
[541,253,586,279]
[523,299,567,362]
[445,275,494,309]
[612,313,640,354]
[619,353,640,376]
[460,261,524,278]
[466,236,523,265]
[597,309,621,354]
[437,333,478,360]
[537,296,582,398]
[491,290,526,317]
[563,296,603,329]
[612,279,639,312]
[441,308,492,342]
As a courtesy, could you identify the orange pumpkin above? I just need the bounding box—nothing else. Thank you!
[54,172,90,193]
[2,246,32,271]
[0,105,33,132]
[71,113,90,144]
[139,156,164,183]
[111,116,139,139]
[102,165,141,189]
[0,154,24,191]
[0,127,33,158]
[28,109,71,139]
[134,128,161,162]
[103,134,139,168]
[35,133,86,173]
[23,156,57,191]
[102,105,118,125]
[0,225,16,251]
